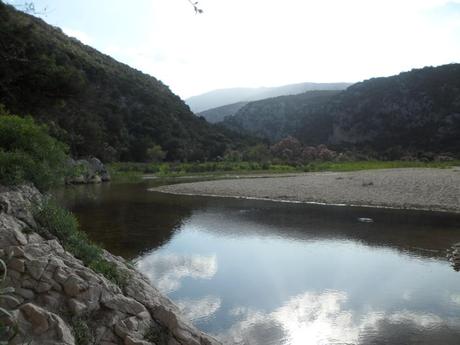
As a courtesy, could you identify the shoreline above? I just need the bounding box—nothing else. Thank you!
[151,168,460,214]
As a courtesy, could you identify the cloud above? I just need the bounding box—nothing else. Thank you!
[120,0,460,98]
[176,295,222,322]
[217,290,460,345]
[136,253,217,293]
[62,27,93,45]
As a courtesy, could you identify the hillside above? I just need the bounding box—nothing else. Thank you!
[223,91,340,143]
[0,2,246,162]
[197,101,249,123]
[223,64,460,155]
[329,64,460,153]
[186,82,351,113]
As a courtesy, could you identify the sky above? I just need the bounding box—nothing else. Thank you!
[13,0,460,99]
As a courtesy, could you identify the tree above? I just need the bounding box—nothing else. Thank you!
[0,107,69,190]
[146,144,166,163]
[270,136,303,164]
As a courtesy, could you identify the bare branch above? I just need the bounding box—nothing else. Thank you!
[187,0,203,14]
[6,1,48,15]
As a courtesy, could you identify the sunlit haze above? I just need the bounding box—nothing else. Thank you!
[23,0,460,98]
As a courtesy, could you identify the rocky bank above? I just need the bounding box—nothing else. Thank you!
[0,185,220,345]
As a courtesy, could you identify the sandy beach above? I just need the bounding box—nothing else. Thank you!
[152,168,460,213]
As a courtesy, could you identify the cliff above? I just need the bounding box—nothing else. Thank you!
[0,185,220,345]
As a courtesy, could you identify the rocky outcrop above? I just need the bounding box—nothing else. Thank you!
[0,185,220,345]
[66,157,111,184]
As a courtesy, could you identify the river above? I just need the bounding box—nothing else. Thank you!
[56,180,460,345]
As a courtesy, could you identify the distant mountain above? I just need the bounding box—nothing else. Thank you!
[223,64,460,154]
[186,82,352,114]
[197,101,249,123]
[223,91,340,142]
[0,2,248,162]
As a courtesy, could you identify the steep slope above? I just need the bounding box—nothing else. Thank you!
[197,101,248,123]
[223,91,340,143]
[223,64,460,155]
[0,2,241,162]
[186,82,351,113]
[329,64,460,153]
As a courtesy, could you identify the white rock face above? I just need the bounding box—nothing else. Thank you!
[0,185,221,345]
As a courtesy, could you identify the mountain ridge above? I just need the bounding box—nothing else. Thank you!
[222,64,460,155]
[186,82,352,114]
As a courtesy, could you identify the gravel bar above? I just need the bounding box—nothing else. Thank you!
[151,168,460,213]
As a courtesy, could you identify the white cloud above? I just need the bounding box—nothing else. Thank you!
[136,253,217,293]
[62,27,94,45]
[99,0,460,98]
[176,295,222,322]
[218,290,460,345]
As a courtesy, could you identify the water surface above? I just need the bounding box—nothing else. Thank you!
[58,181,460,345]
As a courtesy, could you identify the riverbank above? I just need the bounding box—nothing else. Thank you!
[0,185,220,345]
[152,167,460,213]
[108,160,460,183]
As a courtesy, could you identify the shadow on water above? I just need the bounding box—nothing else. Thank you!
[55,180,460,262]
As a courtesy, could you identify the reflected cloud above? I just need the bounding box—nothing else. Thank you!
[136,253,217,293]
[450,293,460,306]
[218,290,460,345]
[176,295,221,322]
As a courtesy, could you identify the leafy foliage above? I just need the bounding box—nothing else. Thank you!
[0,110,68,190]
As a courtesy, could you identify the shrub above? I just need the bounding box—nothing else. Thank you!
[89,260,128,289]
[0,111,69,190]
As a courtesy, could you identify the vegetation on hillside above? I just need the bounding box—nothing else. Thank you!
[223,91,340,142]
[198,101,249,123]
[0,2,251,162]
[222,64,460,157]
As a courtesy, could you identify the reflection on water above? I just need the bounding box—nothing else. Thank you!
[137,253,217,293]
[59,181,460,345]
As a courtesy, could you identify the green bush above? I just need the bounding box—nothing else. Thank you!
[0,111,69,190]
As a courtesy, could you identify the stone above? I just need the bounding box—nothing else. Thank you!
[15,287,35,300]
[5,246,25,258]
[68,298,87,315]
[8,257,25,272]
[54,266,69,284]
[20,303,49,334]
[52,314,75,344]
[103,295,147,315]
[125,335,153,345]
[63,274,86,297]
[35,281,53,293]
[25,259,48,280]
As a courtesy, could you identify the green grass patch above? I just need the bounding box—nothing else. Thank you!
[34,200,128,288]
[302,160,460,172]
[109,159,460,182]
